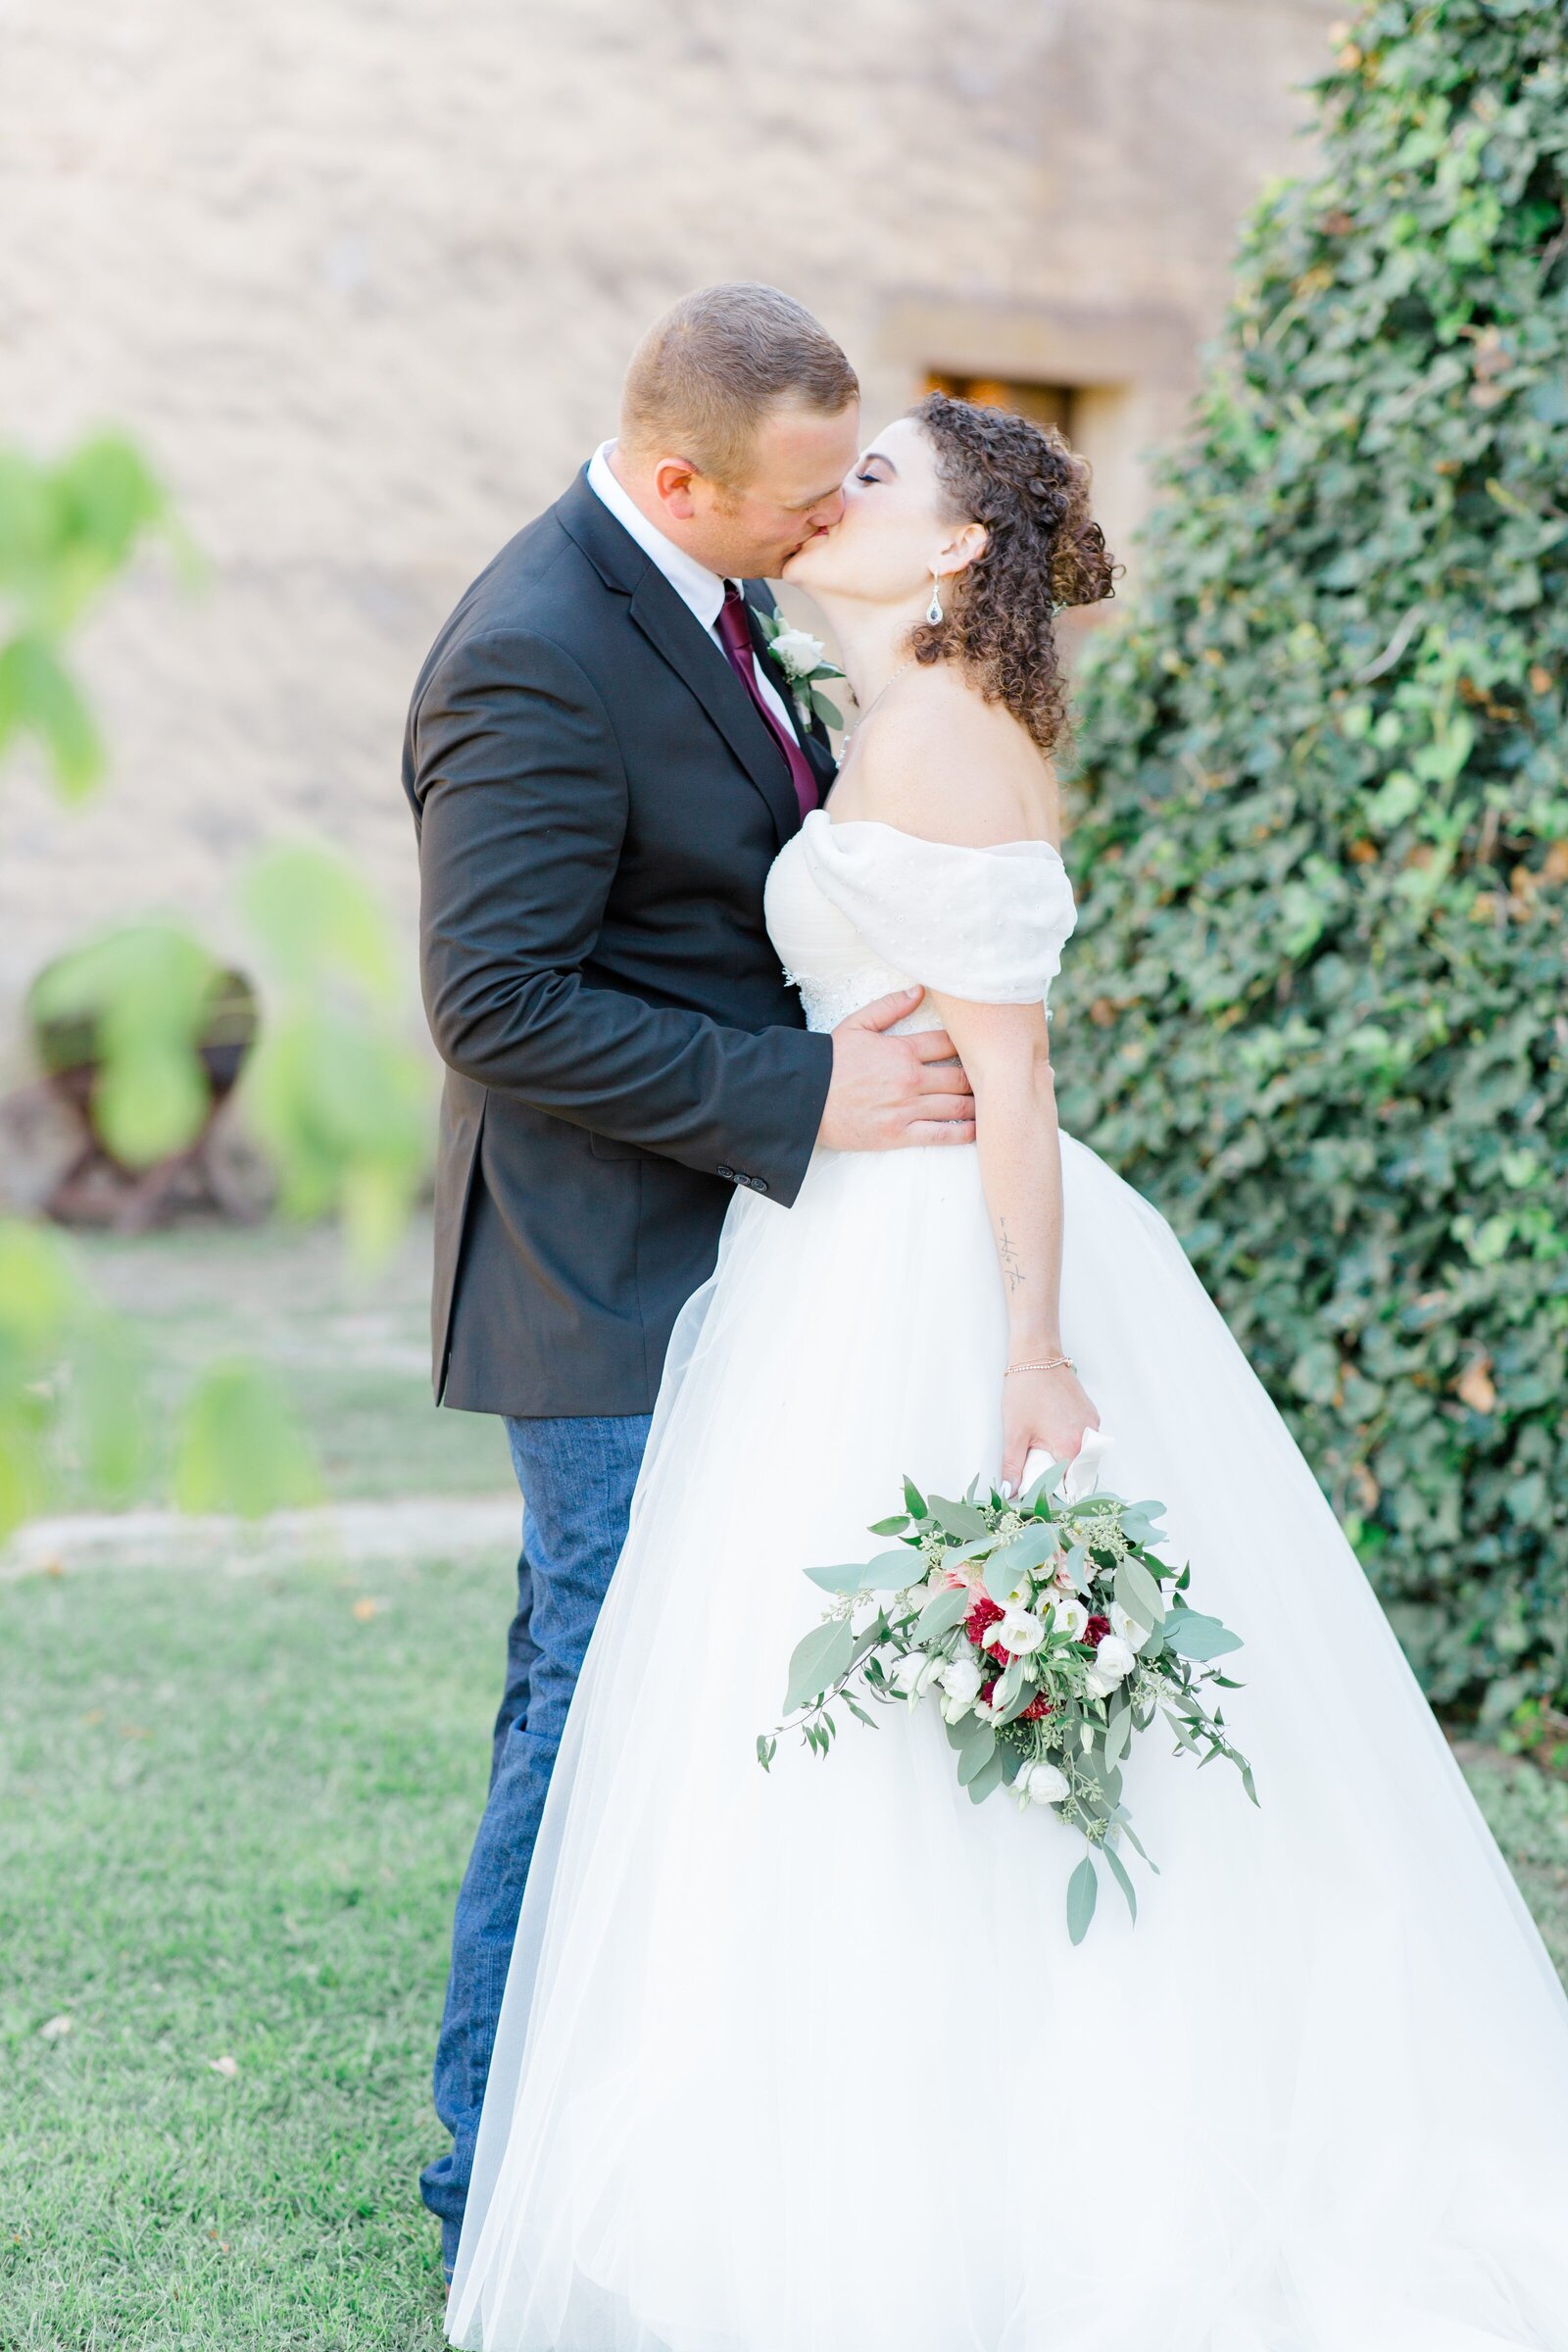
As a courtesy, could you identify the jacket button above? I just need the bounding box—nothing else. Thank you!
[716,1164,736,1182]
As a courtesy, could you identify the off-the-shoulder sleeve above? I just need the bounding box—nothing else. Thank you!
[798,814,1077,1004]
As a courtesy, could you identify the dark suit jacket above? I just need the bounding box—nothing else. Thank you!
[403,466,836,1417]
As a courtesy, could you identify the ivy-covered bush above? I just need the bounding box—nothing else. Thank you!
[1055,0,1568,1726]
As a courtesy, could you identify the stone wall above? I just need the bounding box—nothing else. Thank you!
[0,0,1339,1078]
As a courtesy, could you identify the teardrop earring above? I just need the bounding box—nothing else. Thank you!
[925,568,945,626]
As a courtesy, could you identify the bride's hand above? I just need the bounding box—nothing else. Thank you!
[1001,1365,1099,1496]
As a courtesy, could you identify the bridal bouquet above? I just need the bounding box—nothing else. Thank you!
[759,1454,1256,1941]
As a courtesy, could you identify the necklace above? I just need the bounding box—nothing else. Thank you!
[839,658,917,757]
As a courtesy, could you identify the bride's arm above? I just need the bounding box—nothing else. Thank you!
[932,992,1099,1493]
[842,686,1094,1486]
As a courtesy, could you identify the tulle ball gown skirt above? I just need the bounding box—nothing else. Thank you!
[447,1135,1568,2352]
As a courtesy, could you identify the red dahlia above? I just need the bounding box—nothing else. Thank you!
[1085,1613,1111,1647]
[1021,1692,1054,1721]
[965,1595,1004,1647]
[980,1678,998,1708]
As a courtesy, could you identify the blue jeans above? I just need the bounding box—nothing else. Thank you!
[420,1410,653,2278]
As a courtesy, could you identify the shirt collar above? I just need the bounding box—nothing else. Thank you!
[586,441,730,633]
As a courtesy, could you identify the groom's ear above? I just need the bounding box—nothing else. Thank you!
[652,456,705,522]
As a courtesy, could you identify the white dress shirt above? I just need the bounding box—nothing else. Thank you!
[586,441,798,740]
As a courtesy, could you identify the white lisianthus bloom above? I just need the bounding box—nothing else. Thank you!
[995,1608,1046,1655]
[890,1652,925,1696]
[1049,1594,1089,1642]
[1086,1633,1137,1697]
[1022,1761,1070,1806]
[1108,1600,1152,1653]
[768,624,826,678]
[941,1693,975,1725]
[915,1654,947,1698]
[939,1655,983,1704]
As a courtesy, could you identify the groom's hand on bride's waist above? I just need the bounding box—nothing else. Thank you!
[817,988,976,1152]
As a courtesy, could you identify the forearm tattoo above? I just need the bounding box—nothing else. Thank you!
[998,1219,1026,1295]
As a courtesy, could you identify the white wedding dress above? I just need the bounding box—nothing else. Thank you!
[448,812,1568,2352]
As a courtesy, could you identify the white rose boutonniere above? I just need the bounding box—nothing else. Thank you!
[752,603,845,732]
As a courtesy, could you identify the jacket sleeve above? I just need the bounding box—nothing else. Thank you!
[412,625,833,1203]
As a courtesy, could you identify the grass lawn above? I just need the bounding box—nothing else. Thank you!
[1,1547,504,2351]
[5,1548,1568,2350]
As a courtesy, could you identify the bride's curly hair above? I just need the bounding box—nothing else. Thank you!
[906,390,1117,754]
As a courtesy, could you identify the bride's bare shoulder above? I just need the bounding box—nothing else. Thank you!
[840,662,1057,849]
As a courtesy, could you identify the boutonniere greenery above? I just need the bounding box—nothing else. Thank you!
[752,604,845,732]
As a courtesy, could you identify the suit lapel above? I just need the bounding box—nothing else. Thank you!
[555,470,801,844]
[627,571,801,843]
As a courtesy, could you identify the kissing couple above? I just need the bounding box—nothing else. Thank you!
[404,283,1568,2350]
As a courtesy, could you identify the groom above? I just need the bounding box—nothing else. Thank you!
[403,281,977,2277]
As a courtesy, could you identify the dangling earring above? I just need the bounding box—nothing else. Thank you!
[925,567,944,625]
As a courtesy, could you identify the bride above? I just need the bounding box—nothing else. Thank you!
[447,393,1568,2352]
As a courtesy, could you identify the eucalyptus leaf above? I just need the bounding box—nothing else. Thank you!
[966,1749,1007,1804]
[804,1560,880,1596]
[1115,1552,1167,1632]
[945,1532,1003,1564]
[914,1586,969,1643]
[956,1726,998,1786]
[1114,1810,1157,1870]
[1066,1853,1099,1945]
[929,1494,990,1541]
[783,1615,857,1714]
[864,1545,921,1589]
[1103,1839,1139,1924]
[1162,1610,1244,1661]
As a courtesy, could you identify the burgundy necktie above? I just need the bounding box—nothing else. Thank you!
[715,582,819,821]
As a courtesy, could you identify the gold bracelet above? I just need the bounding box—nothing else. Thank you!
[1004,1355,1074,1377]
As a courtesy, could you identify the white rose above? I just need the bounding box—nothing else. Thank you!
[1022,1761,1069,1806]
[939,1655,983,1704]
[1097,1634,1136,1681]
[995,1607,1046,1655]
[1085,1633,1137,1697]
[1108,1600,1151,1654]
[1049,1594,1088,1642]
[768,625,825,676]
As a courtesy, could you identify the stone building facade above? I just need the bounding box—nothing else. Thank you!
[0,0,1340,1078]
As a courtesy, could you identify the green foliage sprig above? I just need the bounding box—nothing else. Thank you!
[0,436,181,798]
[1055,0,1568,1723]
[0,434,432,1536]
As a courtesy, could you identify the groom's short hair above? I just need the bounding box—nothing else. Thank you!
[619,283,858,487]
